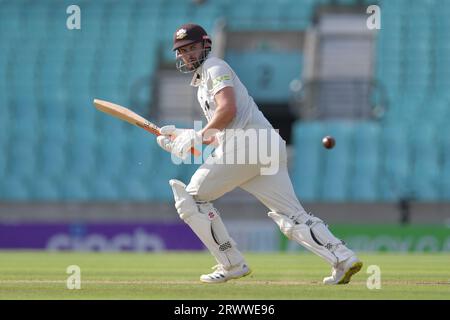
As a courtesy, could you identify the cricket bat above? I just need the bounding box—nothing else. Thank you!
[93,99,201,156]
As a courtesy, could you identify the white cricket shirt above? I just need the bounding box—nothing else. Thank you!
[190,56,273,141]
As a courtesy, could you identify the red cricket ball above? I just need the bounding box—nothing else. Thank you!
[322,136,335,149]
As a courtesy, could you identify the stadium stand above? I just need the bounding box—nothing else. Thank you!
[0,0,448,204]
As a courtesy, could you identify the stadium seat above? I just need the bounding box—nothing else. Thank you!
[279,0,315,30]
[0,2,21,44]
[291,121,325,201]
[38,143,67,179]
[61,175,90,201]
[66,133,97,178]
[88,176,121,201]
[0,104,10,147]
[125,129,157,177]
[349,174,379,202]
[189,1,222,28]
[350,122,381,201]
[30,177,60,201]
[227,0,257,30]
[7,143,37,178]
[319,122,353,202]
[96,141,126,179]
[410,124,440,200]
[40,120,68,145]
[2,0,449,203]
[120,178,152,201]
[226,50,303,103]
[441,165,450,200]
[0,176,30,201]
[0,145,6,178]
[179,163,201,187]
[378,125,411,201]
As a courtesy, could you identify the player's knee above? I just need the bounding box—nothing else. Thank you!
[186,181,218,203]
[169,179,198,221]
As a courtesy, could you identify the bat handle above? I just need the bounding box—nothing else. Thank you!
[191,147,201,157]
[164,132,201,157]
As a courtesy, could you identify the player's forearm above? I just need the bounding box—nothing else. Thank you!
[200,104,236,139]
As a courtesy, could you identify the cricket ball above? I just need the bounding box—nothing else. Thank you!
[322,136,335,149]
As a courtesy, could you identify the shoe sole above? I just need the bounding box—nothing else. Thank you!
[200,269,252,284]
[338,261,363,285]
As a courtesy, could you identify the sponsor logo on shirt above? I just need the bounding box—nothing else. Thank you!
[212,74,231,88]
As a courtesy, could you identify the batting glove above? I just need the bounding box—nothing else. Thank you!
[171,129,202,160]
[156,125,185,153]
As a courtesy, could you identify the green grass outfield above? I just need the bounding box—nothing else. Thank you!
[0,251,449,299]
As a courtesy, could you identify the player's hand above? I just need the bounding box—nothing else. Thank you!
[156,135,173,153]
[156,125,185,153]
[159,125,186,137]
[171,129,202,160]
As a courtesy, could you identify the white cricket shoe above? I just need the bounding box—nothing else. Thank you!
[200,263,251,283]
[323,255,363,285]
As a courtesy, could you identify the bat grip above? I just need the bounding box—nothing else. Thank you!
[163,132,201,157]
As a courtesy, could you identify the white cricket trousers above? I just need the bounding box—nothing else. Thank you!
[185,130,308,217]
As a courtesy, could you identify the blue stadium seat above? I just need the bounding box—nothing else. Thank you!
[88,176,120,201]
[120,178,152,201]
[61,175,90,201]
[188,1,222,31]
[226,0,256,30]
[0,104,10,147]
[2,0,449,203]
[442,165,450,200]
[410,124,440,200]
[66,130,97,177]
[38,143,67,179]
[40,120,68,145]
[0,44,9,91]
[30,177,60,201]
[291,121,325,201]
[179,163,201,187]
[379,125,411,201]
[158,0,191,60]
[125,129,185,200]
[125,129,158,177]
[38,66,67,102]
[151,152,185,181]
[279,0,315,30]
[131,0,162,42]
[75,0,106,38]
[319,122,353,202]
[226,50,303,103]
[69,100,99,128]
[256,1,283,30]
[107,1,134,41]
[0,2,21,43]
[40,99,68,123]
[349,174,379,202]
[22,1,51,37]
[96,136,126,178]
[7,143,37,178]
[0,144,6,177]
[352,122,381,170]
[0,176,30,201]
[350,122,381,201]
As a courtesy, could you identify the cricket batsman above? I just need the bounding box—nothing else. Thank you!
[156,23,362,284]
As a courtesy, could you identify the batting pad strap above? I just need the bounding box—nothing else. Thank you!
[268,211,354,266]
[267,211,308,239]
[197,202,243,266]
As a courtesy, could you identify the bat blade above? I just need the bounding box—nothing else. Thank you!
[93,99,160,135]
[93,99,201,156]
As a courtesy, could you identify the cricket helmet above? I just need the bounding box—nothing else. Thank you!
[173,23,212,73]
